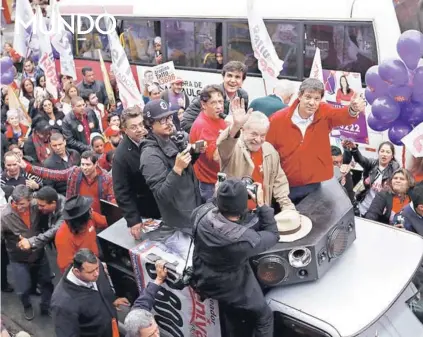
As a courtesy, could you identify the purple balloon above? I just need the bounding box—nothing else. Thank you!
[0,57,13,73]
[368,113,391,132]
[371,96,401,123]
[388,85,412,102]
[365,65,389,93]
[397,30,423,70]
[378,58,410,86]
[388,120,413,145]
[365,87,378,104]
[401,102,423,125]
[0,68,15,85]
[411,88,423,103]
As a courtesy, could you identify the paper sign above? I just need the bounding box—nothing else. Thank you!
[152,61,176,88]
[402,123,423,158]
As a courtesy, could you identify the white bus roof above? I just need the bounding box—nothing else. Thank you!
[266,218,423,336]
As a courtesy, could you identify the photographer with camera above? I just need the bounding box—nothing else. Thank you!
[217,97,295,212]
[191,178,279,337]
[140,100,203,257]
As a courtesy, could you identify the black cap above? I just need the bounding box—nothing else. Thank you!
[63,195,93,220]
[217,178,248,217]
[143,99,175,120]
[33,119,52,133]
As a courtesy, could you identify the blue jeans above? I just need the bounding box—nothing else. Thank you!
[199,182,215,203]
[289,183,321,204]
[10,253,53,309]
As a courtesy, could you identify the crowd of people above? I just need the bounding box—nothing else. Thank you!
[1,34,423,337]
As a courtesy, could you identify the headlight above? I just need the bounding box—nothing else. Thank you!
[256,255,288,287]
[288,247,312,268]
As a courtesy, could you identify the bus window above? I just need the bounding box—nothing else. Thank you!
[265,22,300,78]
[164,20,222,68]
[303,23,378,81]
[228,22,259,74]
[394,0,423,33]
[121,20,160,64]
[273,312,331,337]
[75,16,112,60]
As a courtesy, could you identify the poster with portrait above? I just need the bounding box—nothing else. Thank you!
[324,70,370,144]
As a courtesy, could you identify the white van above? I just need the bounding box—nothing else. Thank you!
[266,218,423,337]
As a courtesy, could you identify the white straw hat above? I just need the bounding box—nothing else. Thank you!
[275,209,312,242]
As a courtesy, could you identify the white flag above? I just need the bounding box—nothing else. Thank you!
[35,6,58,99]
[247,0,283,83]
[50,0,76,80]
[310,47,324,83]
[13,0,34,57]
[106,17,143,110]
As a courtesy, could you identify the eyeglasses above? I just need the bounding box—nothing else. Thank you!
[127,123,146,132]
[158,115,173,125]
[207,99,224,107]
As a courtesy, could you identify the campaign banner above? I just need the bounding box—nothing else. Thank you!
[129,240,221,337]
[402,123,423,158]
[310,47,324,84]
[324,70,369,144]
[152,61,176,89]
[106,17,144,110]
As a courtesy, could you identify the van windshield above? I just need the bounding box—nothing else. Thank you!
[273,312,331,337]
[407,264,423,324]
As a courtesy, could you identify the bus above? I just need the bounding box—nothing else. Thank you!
[58,0,406,160]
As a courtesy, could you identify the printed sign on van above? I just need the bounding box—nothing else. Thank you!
[152,61,176,88]
[324,70,370,144]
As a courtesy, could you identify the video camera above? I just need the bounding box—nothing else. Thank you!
[171,131,205,155]
[217,173,258,200]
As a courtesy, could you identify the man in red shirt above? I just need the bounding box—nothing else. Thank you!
[190,85,227,201]
[55,196,100,273]
[266,78,366,203]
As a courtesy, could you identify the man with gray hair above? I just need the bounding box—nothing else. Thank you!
[266,78,366,203]
[217,98,295,212]
[124,260,168,337]
[248,79,295,117]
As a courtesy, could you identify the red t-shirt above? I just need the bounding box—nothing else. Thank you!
[248,148,264,210]
[190,112,226,184]
[55,220,99,273]
[79,176,100,214]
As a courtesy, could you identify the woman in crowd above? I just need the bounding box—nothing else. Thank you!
[365,168,415,224]
[34,74,48,100]
[32,98,65,134]
[148,84,161,102]
[336,75,355,104]
[20,79,35,114]
[5,110,28,147]
[343,140,400,217]
[90,134,105,156]
[60,84,79,115]
[1,91,9,122]
[108,113,121,129]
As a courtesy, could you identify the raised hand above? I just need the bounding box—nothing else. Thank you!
[230,98,251,127]
[350,92,365,114]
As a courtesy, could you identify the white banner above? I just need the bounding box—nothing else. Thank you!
[13,0,33,57]
[310,47,324,83]
[247,0,283,83]
[50,0,76,80]
[152,61,176,89]
[402,123,423,158]
[106,17,143,110]
[35,6,58,99]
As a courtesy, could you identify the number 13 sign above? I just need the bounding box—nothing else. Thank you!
[402,123,423,158]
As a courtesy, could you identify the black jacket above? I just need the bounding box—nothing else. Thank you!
[62,111,100,153]
[192,204,278,303]
[43,150,81,195]
[349,147,400,202]
[51,264,117,337]
[77,80,109,106]
[365,190,413,224]
[32,111,66,134]
[23,135,51,166]
[181,84,249,133]
[112,135,160,227]
[139,132,201,233]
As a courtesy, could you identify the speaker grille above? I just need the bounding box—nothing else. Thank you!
[327,226,350,259]
[256,255,289,287]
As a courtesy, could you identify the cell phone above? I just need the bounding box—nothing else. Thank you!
[217,172,227,183]
[194,140,205,153]
[182,143,192,155]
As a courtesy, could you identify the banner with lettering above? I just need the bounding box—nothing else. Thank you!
[50,0,76,80]
[402,123,423,158]
[152,61,176,90]
[35,6,58,99]
[106,17,143,110]
[324,70,369,144]
[13,0,33,57]
[129,240,221,337]
[247,0,283,85]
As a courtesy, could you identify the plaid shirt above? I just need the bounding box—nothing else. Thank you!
[25,164,115,202]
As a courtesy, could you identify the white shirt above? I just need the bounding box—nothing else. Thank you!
[291,105,314,137]
[67,269,98,291]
